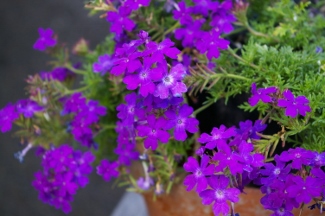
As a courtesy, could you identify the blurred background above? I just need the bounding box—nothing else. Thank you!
[0,0,125,215]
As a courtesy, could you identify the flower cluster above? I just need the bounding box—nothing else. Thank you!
[173,0,235,60]
[40,67,75,82]
[106,0,150,36]
[61,93,107,148]
[184,120,266,215]
[33,27,57,51]
[259,148,325,215]
[248,83,311,118]
[0,99,43,133]
[32,145,95,213]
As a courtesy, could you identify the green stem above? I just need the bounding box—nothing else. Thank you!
[244,22,279,42]
[65,64,87,75]
[211,73,250,81]
[163,22,180,37]
[228,48,261,70]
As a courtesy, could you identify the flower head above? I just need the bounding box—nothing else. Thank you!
[33,27,57,51]
[277,90,311,118]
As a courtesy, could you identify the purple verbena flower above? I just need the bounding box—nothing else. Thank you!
[199,175,240,216]
[16,99,43,118]
[198,125,235,150]
[33,27,57,51]
[248,83,277,106]
[236,119,267,140]
[260,155,291,185]
[146,38,180,63]
[154,63,187,99]
[125,0,150,11]
[277,89,311,118]
[106,7,135,35]
[174,19,204,47]
[114,143,139,166]
[97,159,119,182]
[137,115,170,150]
[40,67,74,81]
[0,103,19,133]
[286,176,321,204]
[123,58,163,97]
[172,1,193,25]
[137,176,154,190]
[93,54,114,75]
[183,155,215,192]
[164,104,199,141]
[278,148,313,169]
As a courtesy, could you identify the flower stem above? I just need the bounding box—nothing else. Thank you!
[193,100,215,116]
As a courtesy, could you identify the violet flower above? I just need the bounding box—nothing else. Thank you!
[106,7,135,35]
[198,125,235,150]
[248,83,277,106]
[199,175,240,216]
[183,155,215,192]
[164,104,199,141]
[277,89,311,118]
[137,115,170,150]
[0,103,19,133]
[33,27,57,51]
[93,54,114,75]
[172,1,193,25]
[16,99,43,118]
[97,159,119,182]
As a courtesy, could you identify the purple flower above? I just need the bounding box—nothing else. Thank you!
[40,67,74,81]
[93,54,114,75]
[114,143,139,166]
[137,115,170,150]
[32,145,94,213]
[0,103,19,133]
[16,99,43,118]
[172,1,193,25]
[154,63,187,99]
[61,93,86,114]
[248,83,277,106]
[116,92,139,126]
[164,104,199,141]
[146,38,180,63]
[198,125,235,150]
[210,0,236,33]
[260,156,291,185]
[192,0,217,17]
[106,7,135,35]
[278,148,313,169]
[33,27,57,51]
[277,89,311,118]
[97,159,119,182]
[125,0,150,11]
[123,58,163,97]
[236,119,267,140]
[174,19,204,47]
[137,177,154,190]
[111,52,142,75]
[196,30,230,60]
[199,175,240,216]
[183,155,215,192]
[213,142,244,175]
[286,176,321,204]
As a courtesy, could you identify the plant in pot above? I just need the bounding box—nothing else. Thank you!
[2,0,325,215]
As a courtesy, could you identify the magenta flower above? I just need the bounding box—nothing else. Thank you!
[198,125,235,150]
[123,58,163,97]
[146,38,181,63]
[0,103,19,133]
[183,155,215,192]
[16,99,43,118]
[106,7,135,35]
[199,175,240,216]
[278,148,313,169]
[111,52,142,75]
[33,27,57,51]
[137,115,170,150]
[125,0,150,11]
[164,104,199,141]
[40,67,74,81]
[286,176,321,204]
[137,177,154,190]
[277,89,311,118]
[154,63,187,99]
[196,30,230,60]
[174,19,204,47]
[93,54,114,75]
[116,92,139,126]
[172,1,193,25]
[97,159,119,182]
[248,83,277,106]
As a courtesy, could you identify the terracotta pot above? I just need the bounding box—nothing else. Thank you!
[142,184,321,216]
